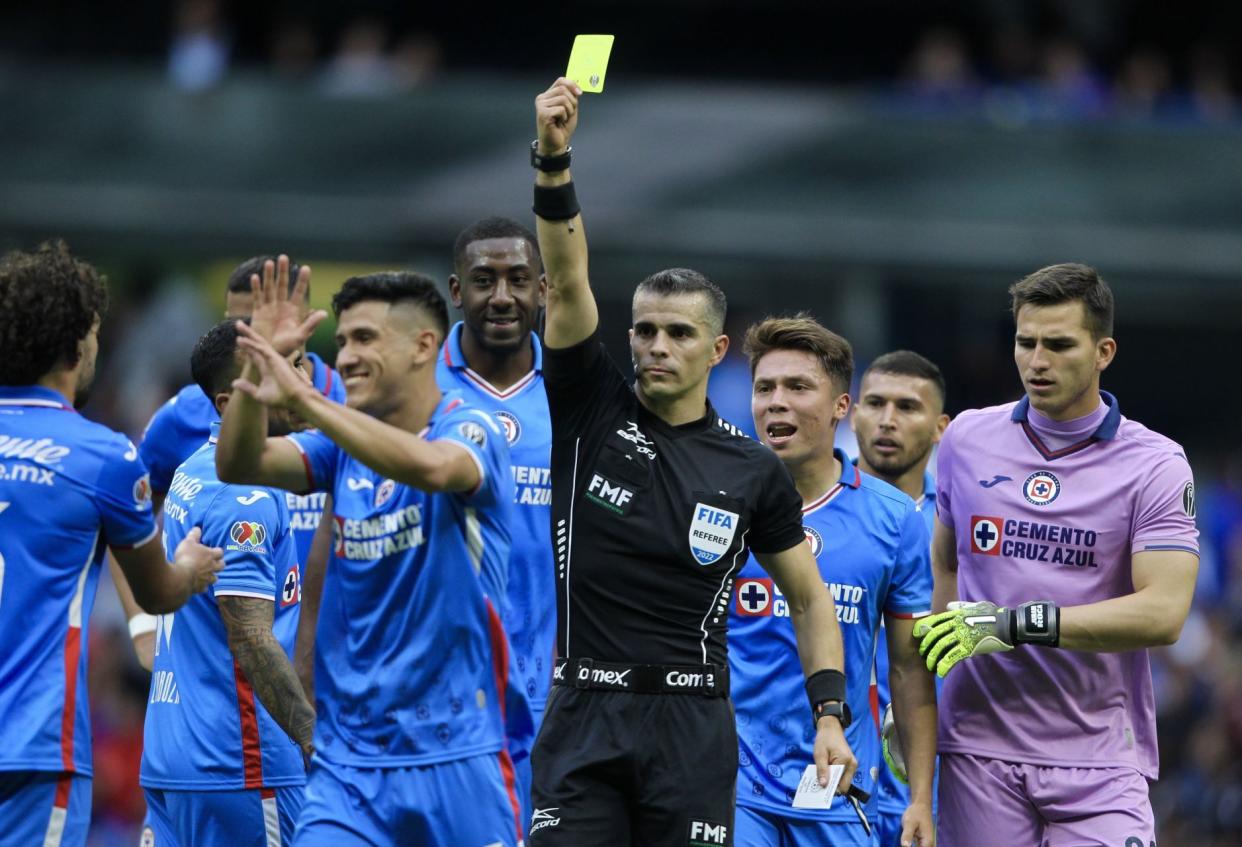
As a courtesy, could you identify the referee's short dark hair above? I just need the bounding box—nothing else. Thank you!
[634,268,727,336]
[0,239,109,385]
[332,271,449,340]
[743,313,853,394]
[453,217,541,272]
[1009,263,1113,340]
[227,256,306,298]
[191,319,244,401]
[863,350,946,410]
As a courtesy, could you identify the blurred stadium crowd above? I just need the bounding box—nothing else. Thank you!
[3,1,1241,844]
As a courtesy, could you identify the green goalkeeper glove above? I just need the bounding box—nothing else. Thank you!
[880,703,908,784]
[912,600,1060,678]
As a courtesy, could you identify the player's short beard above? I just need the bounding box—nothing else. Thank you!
[862,446,925,482]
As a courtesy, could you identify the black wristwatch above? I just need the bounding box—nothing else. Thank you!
[813,700,852,730]
[530,140,572,172]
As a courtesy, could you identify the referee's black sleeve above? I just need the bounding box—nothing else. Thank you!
[747,450,807,555]
[543,327,628,438]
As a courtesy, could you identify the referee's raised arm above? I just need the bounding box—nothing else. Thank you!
[533,78,598,349]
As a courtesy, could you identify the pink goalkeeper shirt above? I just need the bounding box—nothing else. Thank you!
[935,391,1198,778]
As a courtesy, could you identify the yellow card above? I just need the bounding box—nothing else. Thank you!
[566,34,615,93]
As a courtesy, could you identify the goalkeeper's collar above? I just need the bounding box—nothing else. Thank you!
[1011,390,1121,461]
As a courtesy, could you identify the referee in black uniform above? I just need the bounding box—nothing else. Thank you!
[527,78,857,847]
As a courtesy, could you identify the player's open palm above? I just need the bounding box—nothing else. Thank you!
[247,254,326,356]
[536,77,581,154]
[173,526,224,594]
[813,717,858,793]
[233,323,310,410]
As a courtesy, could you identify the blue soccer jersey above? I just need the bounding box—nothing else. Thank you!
[141,424,304,790]
[730,449,932,823]
[0,385,158,776]
[287,391,516,767]
[874,469,939,821]
[436,323,555,715]
[139,352,344,565]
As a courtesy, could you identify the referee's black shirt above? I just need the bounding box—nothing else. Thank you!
[544,328,806,669]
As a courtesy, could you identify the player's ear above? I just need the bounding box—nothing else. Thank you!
[833,392,851,423]
[1096,336,1116,372]
[214,391,231,419]
[537,274,548,309]
[933,413,950,443]
[709,333,729,368]
[447,275,463,309]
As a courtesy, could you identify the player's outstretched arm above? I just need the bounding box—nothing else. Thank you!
[234,324,481,493]
[294,494,333,702]
[534,78,599,350]
[111,527,224,614]
[219,595,316,762]
[756,543,858,792]
[885,616,937,847]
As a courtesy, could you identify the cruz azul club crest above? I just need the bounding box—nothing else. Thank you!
[494,410,522,445]
[803,526,824,558]
[1023,471,1061,506]
[688,502,740,565]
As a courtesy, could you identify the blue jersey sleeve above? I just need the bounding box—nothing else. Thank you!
[139,403,186,494]
[884,503,933,618]
[308,354,347,405]
[98,435,159,550]
[286,429,339,493]
[436,407,512,507]
[202,487,284,599]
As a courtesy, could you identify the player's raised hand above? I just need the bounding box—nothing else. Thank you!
[536,77,582,155]
[246,255,327,356]
[813,714,858,793]
[173,526,225,594]
[232,322,313,410]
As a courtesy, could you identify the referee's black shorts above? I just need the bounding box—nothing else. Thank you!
[529,686,738,847]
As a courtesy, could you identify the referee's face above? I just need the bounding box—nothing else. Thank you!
[752,348,848,470]
[630,292,727,402]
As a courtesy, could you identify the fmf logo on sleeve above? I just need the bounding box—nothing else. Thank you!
[281,565,301,607]
[229,521,267,548]
[689,503,740,565]
[735,578,773,616]
[970,516,1003,555]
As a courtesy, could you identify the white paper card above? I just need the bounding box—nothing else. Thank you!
[791,763,843,809]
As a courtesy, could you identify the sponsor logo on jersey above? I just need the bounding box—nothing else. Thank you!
[0,435,71,465]
[616,421,657,459]
[735,578,773,616]
[1022,471,1060,506]
[665,669,713,689]
[281,564,301,607]
[530,808,561,835]
[375,478,396,508]
[803,525,824,557]
[458,420,487,447]
[688,820,729,846]
[970,516,1003,555]
[346,477,374,491]
[495,410,521,445]
[1182,481,1196,518]
[229,520,267,548]
[586,473,634,514]
[688,503,739,565]
[132,473,152,509]
[236,489,270,506]
[978,474,1012,488]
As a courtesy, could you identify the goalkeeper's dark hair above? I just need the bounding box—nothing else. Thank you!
[331,271,448,340]
[227,256,307,298]
[1009,263,1113,340]
[863,350,946,409]
[191,319,246,400]
[453,217,541,272]
[0,239,109,385]
[633,268,727,336]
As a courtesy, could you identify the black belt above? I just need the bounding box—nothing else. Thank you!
[553,657,729,698]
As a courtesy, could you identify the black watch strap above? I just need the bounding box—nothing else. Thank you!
[531,140,572,172]
[813,699,852,730]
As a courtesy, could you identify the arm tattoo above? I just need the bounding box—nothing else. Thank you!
[218,595,316,755]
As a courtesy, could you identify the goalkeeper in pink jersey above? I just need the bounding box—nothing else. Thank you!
[915,264,1198,846]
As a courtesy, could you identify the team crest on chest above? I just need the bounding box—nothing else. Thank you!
[689,502,740,565]
[494,410,522,445]
[803,526,824,558]
[1022,471,1061,506]
[374,478,396,508]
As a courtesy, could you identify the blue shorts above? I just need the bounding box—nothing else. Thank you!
[0,771,91,847]
[876,808,902,847]
[143,785,303,847]
[293,753,522,847]
[735,804,878,847]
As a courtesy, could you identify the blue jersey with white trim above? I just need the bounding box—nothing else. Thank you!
[0,385,158,776]
[287,391,515,767]
[436,323,554,713]
[139,353,344,564]
[874,469,938,815]
[730,449,931,821]
[141,424,304,790]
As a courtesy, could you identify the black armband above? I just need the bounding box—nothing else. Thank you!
[1011,600,1060,647]
[533,182,580,221]
[805,669,851,729]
